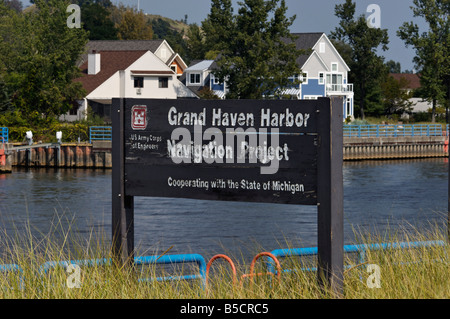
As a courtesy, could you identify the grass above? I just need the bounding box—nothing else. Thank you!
[0,216,449,299]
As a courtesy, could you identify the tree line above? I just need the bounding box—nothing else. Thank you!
[0,0,448,125]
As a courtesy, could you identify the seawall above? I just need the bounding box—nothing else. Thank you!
[3,141,111,171]
[343,136,447,160]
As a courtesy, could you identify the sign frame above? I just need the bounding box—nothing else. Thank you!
[112,97,343,294]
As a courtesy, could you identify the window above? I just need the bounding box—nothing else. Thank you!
[69,105,78,116]
[331,63,338,72]
[171,65,177,73]
[190,73,201,84]
[319,42,325,53]
[159,77,169,88]
[299,72,308,84]
[319,72,324,84]
[134,77,144,88]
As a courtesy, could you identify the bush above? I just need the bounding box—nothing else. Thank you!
[348,119,370,126]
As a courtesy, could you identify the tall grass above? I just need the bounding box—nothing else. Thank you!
[0,216,448,299]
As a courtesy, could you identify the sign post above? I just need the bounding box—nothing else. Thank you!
[111,98,134,266]
[317,97,344,295]
[111,97,343,294]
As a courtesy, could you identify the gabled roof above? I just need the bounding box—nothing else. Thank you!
[303,51,329,72]
[87,39,164,52]
[185,60,215,72]
[75,50,148,95]
[282,33,323,67]
[79,40,166,66]
[167,52,188,70]
[283,33,350,71]
[389,73,421,89]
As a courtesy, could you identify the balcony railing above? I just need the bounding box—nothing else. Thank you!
[326,83,353,93]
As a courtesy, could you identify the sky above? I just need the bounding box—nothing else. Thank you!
[22,0,428,72]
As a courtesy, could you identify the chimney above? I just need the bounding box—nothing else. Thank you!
[88,50,101,75]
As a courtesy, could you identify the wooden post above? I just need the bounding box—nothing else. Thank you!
[317,97,344,296]
[112,98,135,266]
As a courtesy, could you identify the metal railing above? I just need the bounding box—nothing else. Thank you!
[0,241,446,290]
[0,127,8,143]
[268,240,446,274]
[89,126,112,143]
[326,83,353,93]
[343,124,444,138]
[135,253,207,286]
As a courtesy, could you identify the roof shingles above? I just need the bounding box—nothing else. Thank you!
[75,50,148,95]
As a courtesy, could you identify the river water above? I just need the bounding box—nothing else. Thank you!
[0,158,447,260]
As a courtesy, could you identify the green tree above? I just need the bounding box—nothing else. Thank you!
[81,2,118,40]
[186,23,207,62]
[204,0,303,99]
[381,75,413,116]
[397,0,449,123]
[0,0,88,121]
[330,0,389,119]
[385,60,401,74]
[115,6,153,40]
[202,0,235,59]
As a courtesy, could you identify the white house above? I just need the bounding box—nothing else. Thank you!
[389,73,434,113]
[182,33,355,119]
[61,40,196,122]
[83,39,188,79]
[282,33,354,119]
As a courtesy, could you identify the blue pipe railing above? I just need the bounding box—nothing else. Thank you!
[135,253,207,286]
[89,126,112,144]
[267,240,446,275]
[344,124,444,138]
[0,263,24,290]
[0,127,8,143]
[38,253,207,286]
[1,241,446,290]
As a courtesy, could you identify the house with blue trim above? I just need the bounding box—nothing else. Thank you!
[183,32,354,119]
[182,59,227,99]
[283,33,354,120]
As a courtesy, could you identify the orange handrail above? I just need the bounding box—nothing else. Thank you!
[240,252,281,288]
[205,254,237,289]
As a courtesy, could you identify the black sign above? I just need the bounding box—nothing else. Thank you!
[120,99,320,205]
[112,97,344,295]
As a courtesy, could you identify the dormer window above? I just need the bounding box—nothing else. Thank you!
[190,73,201,85]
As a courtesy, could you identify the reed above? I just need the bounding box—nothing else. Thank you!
[0,216,448,299]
